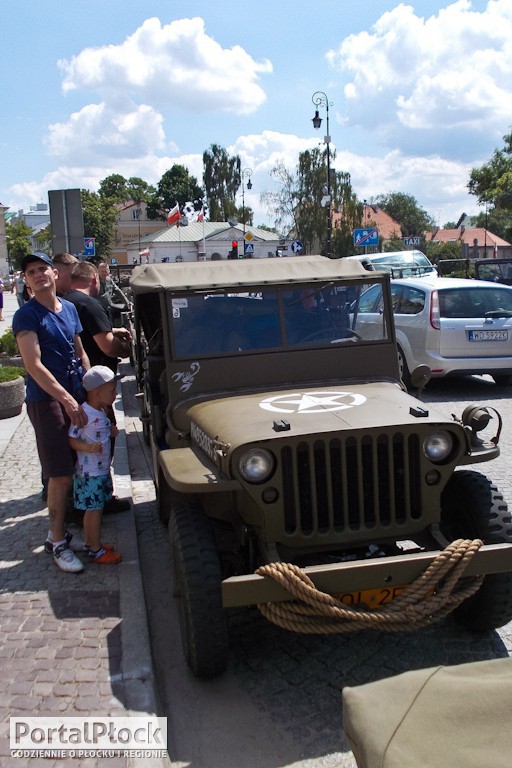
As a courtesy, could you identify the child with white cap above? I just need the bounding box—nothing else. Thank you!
[68,365,123,564]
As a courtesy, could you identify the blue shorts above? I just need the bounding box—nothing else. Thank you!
[73,474,113,511]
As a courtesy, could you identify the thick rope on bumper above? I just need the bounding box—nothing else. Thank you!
[255,539,484,634]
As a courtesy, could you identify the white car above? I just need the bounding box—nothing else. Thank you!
[346,250,437,278]
[353,276,512,386]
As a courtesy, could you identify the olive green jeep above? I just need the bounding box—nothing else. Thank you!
[130,256,512,678]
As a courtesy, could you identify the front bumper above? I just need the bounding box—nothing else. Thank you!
[221,542,512,607]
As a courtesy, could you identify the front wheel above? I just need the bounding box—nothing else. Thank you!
[397,345,411,389]
[440,470,512,631]
[169,501,229,678]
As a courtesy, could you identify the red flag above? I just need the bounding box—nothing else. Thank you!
[167,203,180,227]
[196,209,204,222]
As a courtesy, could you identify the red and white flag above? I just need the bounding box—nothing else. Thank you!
[196,209,204,223]
[167,203,180,227]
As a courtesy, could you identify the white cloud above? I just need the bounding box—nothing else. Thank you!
[58,16,272,115]
[45,101,165,163]
[327,0,512,158]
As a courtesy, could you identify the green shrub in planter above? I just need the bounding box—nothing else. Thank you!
[0,365,26,383]
[0,329,18,356]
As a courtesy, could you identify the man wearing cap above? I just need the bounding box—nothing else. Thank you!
[12,253,90,573]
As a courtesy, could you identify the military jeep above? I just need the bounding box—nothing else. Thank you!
[130,256,512,678]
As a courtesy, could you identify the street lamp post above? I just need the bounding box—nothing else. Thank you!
[312,91,333,258]
[241,168,253,241]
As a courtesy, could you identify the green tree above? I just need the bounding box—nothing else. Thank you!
[5,219,32,269]
[99,174,155,205]
[34,224,51,255]
[468,132,512,241]
[425,240,463,264]
[203,144,241,222]
[98,174,129,202]
[262,148,360,257]
[81,189,117,260]
[126,177,155,204]
[373,192,434,238]
[261,159,297,239]
[147,165,203,221]
[468,131,512,208]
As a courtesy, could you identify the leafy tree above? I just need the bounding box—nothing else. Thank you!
[34,224,51,254]
[425,240,463,264]
[203,144,241,221]
[472,207,512,244]
[468,131,512,208]
[373,192,434,238]
[5,219,32,269]
[261,159,297,239]
[468,132,512,241]
[262,148,360,257]
[147,165,203,221]
[98,174,129,202]
[331,171,362,259]
[235,203,253,227]
[81,189,117,260]
[126,177,155,204]
[382,236,404,252]
[99,174,156,206]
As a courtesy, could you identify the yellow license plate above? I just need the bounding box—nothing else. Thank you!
[336,585,405,610]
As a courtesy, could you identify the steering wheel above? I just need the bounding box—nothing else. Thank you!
[300,327,361,343]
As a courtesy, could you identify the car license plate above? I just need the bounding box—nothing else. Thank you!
[468,330,509,341]
[336,585,405,609]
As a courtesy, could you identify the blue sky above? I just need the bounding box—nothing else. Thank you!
[1,0,509,228]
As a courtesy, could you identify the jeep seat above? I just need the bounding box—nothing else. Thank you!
[342,657,512,768]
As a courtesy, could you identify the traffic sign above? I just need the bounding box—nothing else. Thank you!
[83,237,95,257]
[353,228,378,247]
[404,236,421,246]
[244,242,254,255]
[244,232,254,242]
[291,240,303,254]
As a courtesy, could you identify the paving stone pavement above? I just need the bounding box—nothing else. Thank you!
[0,353,170,768]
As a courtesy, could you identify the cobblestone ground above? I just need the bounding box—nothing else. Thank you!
[123,370,512,768]
[0,405,131,768]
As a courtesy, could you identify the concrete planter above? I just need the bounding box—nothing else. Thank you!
[0,375,26,419]
[0,354,24,368]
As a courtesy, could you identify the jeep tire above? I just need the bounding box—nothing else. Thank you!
[169,500,229,678]
[440,470,512,631]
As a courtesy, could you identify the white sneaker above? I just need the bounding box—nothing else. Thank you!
[53,543,84,573]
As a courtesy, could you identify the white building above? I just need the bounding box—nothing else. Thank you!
[126,221,291,264]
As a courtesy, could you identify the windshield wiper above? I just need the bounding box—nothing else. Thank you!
[485,309,512,318]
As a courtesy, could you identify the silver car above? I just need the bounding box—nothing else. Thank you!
[354,276,512,386]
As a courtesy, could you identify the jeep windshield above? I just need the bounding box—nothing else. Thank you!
[170,281,391,358]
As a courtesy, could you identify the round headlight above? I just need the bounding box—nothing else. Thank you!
[423,431,454,463]
[238,448,275,483]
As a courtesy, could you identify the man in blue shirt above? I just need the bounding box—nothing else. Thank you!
[13,253,90,573]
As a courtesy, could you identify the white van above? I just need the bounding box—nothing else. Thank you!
[346,250,437,278]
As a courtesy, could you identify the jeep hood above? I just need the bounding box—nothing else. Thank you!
[187,382,449,449]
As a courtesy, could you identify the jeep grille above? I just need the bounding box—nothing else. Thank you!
[280,433,422,538]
